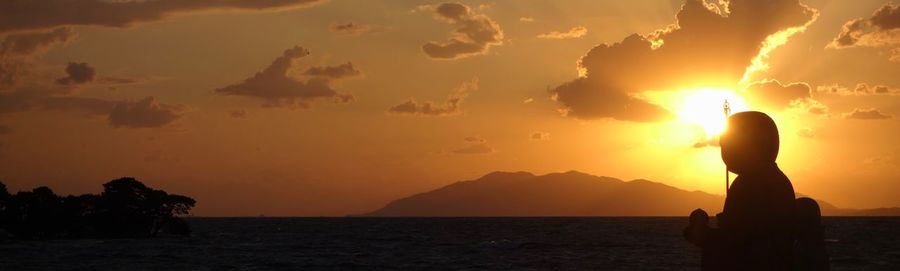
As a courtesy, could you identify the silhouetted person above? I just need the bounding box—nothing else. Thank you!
[687,208,710,248]
[686,208,728,270]
[794,197,829,271]
[685,111,796,270]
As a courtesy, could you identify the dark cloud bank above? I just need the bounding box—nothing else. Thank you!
[830,3,900,61]
[549,0,817,122]
[0,27,77,89]
[215,46,359,108]
[420,3,504,60]
[0,28,182,129]
[56,62,96,86]
[1,91,183,128]
[0,0,325,33]
[744,79,812,109]
[109,97,184,128]
[831,3,900,46]
[0,0,337,129]
[387,79,477,117]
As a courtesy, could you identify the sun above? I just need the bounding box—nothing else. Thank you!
[675,88,748,139]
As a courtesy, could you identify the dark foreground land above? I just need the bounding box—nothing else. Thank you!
[1,217,898,270]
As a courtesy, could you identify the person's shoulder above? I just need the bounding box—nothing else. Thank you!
[772,166,793,184]
[771,166,795,195]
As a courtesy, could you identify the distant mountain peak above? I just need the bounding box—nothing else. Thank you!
[479,171,535,180]
[357,171,722,217]
[541,170,620,182]
[356,171,900,217]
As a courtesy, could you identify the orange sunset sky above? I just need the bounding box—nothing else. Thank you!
[1,0,898,216]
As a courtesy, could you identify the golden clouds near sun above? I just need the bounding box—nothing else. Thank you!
[646,88,749,146]
[675,88,748,139]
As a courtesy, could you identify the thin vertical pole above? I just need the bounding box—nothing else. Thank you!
[724,99,731,195]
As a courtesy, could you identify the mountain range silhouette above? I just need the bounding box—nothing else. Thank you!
[358,171,900,217]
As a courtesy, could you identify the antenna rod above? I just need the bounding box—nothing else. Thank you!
[723,99,731,195]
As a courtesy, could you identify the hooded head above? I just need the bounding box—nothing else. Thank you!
[720,111,779,174]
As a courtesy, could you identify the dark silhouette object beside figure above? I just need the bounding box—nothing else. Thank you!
[794,197,830,271]
[684,111,829,270]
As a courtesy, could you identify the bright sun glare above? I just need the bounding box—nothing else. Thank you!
[676,88,748,139]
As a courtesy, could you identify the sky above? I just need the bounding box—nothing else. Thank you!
[1,0,899,216]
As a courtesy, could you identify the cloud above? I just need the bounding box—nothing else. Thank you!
[55,62,96,85]
[797,128,814,138]
[830,3,900,48]
[453,136,494,154]
[229,109,248,119]
[743,79,811,109]
[537,26,588,39]
[519,17,535,23]
[549,0,816,122]
[0,0,325,33]
[1,28,138,90]
[691,125,721,148]
[420,2,504,59]
[0,92,183,128]
[816,83,900,96]
[829,3,900,61]
[302,62,361,79]
[814,84,851,96]
[41,96,117,117]
[844,108,893,120]
[0,85,185,129]
[464,136,485,143]
[551,78,674,122]
[0,27,77,89]
[0,90,36,115]
[215,46,356,108]
[530,132,550,141]
[329,22,375,36]
[693,139,720,148]
[387,78,477,117]
[108,96,184,128]
[748,82,831,115]
[0,27,76,55]
[0,28,170,125]
[807,103,828,115]
[0,85,109,116]
[0,76,184,129]
[454,143,494,154]
[855,83,899,95]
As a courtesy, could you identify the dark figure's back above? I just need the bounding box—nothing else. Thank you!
[708,111,797,270]
[718,165,795,270]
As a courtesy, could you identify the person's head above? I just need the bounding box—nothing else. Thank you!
[720,111,779,174]
[689,208,709,227]
[795,197,822,228]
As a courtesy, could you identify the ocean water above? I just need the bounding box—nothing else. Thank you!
[1,217,898,270]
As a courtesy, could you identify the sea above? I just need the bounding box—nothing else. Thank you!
[1,217,898,270]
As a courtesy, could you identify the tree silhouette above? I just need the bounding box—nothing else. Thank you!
[0,178,195,239]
